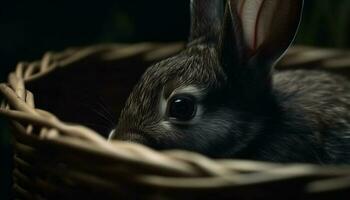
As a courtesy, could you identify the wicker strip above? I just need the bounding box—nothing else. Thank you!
[1,43,350,199]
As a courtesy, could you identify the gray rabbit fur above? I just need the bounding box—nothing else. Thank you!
[109,0,350,164]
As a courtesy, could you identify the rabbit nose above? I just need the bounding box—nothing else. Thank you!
[107,129,116,141]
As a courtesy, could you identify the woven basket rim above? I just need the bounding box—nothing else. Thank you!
[1,43,350,198]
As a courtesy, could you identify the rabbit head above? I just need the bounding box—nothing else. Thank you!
[109,0,304,157]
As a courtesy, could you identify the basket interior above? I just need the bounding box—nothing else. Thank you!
[25,54,152,138]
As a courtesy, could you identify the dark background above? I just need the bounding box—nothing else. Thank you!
[1,0,349,199]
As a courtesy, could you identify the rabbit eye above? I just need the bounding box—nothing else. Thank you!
[167,95,197,121]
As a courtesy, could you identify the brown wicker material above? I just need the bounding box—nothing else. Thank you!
[1,43,350,200]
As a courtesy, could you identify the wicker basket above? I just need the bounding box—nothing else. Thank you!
[1,43,350,200]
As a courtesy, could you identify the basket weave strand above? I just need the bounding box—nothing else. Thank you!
[1,43,350,199]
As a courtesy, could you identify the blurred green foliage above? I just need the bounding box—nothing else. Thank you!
[0,0,349,84]
[297,0,350,47]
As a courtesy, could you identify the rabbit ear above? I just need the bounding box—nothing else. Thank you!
[189,0,224,43]
[221,0,304,66]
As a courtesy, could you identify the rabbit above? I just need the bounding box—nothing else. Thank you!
[109,0,350,164]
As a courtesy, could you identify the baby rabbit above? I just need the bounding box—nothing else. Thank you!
[109,0,350,164]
